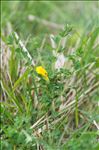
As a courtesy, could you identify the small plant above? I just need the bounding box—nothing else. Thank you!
[1,1,99,150]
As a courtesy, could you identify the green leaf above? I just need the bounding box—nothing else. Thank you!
[60,24,72,37]
[13,66,32,91]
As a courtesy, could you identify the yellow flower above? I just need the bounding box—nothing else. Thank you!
[36,66,49,81]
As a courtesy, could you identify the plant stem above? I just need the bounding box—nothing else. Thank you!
[75,88,79,128]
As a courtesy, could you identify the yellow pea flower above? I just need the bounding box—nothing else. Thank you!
[36,66,49,81]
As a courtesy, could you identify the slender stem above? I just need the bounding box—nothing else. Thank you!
[56,38,62,52]
[75,88,79,128]
[14,145,16,150]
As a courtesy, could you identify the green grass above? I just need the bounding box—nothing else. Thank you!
[1,1,99,150]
